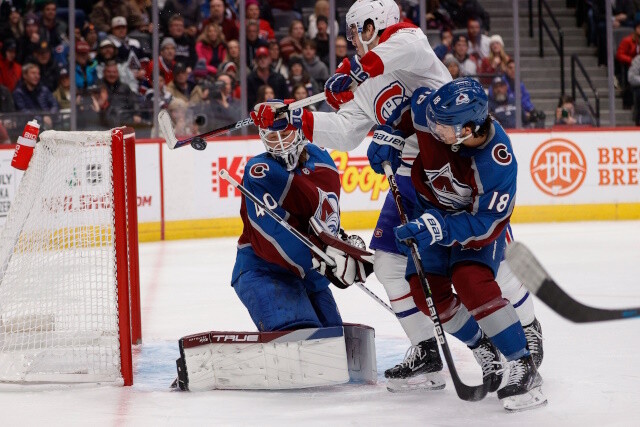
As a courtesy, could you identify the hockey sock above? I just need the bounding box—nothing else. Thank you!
[496,260,536,325]
[375,251,434,345]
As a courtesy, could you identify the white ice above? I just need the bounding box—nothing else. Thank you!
[1,221,639,426]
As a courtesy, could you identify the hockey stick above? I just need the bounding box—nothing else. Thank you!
[506,241,640,322]
[158,92,327,150]
[382,162,490,402]
[219,169,395,315]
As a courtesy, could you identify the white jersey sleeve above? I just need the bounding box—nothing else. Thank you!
[310,24,451,158]
[311,101,374,151]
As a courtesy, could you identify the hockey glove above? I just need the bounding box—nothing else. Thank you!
[325,90,354,110]
[394,210,447,253]
[309,217,373,289]
[250,99,314,139]
[324,56,368,106]
[250,99,288,129]
[312,246,366,289]
[367,125,406,175]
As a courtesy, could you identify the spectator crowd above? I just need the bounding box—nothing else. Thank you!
[0,0,590,141]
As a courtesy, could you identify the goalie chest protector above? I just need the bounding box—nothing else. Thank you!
[233,144,341,282]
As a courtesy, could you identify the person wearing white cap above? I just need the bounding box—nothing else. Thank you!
[96,38,139,93]
[467,17,491,59]
[107,16,143,63]
[478,34,510,85]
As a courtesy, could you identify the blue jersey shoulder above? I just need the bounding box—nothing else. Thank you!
[462,120,518,196]
[243,153,292,201]
[410,87,433,132]
[472,120,517,173]
[303,144,337,173]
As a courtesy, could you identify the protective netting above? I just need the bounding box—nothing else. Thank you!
[0,130,123,383]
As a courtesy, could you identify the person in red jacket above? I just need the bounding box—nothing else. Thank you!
[246,0,275,42]
[0,39,22,92]
[146,37,176,85]
[615,18,640,67]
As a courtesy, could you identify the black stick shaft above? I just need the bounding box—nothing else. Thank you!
[382,162,489,402]
[173,93,327,148]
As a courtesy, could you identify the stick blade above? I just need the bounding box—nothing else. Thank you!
[504,241,549,295]
[158,109,179,149]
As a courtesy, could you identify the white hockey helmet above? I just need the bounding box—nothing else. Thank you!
[259,127,307,172]
[346,0,399,53]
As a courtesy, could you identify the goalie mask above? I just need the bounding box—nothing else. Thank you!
[259,126,307,172]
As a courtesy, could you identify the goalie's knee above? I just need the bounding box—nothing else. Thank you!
[233,270,324,331]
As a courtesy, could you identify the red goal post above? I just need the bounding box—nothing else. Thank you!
[0,127,141,386]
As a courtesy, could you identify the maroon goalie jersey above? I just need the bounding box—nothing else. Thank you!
[232,145,341,287]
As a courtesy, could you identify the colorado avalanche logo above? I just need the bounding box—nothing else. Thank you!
[424,164,473,209]
[455,93,470,105]
[374,81,407,125]
[249,162,269,178]
[314,188,340,235]
[492,143,512,166]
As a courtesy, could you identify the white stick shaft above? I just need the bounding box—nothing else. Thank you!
[288,92,326,110]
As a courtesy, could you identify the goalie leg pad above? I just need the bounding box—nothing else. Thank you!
[176,327,351,391]
[234,269,327,331]
[308,287,343,328]
[343,324,377,384]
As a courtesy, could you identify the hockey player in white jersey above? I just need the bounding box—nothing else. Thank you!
[251,0,543,391]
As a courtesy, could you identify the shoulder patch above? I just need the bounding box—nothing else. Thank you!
[249,162,269,178]
[491,143,512,166]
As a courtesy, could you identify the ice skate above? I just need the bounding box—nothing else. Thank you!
[385,338,445,392]
[523,318,544,368]
[498,354,547,412]
[471,334,503,392]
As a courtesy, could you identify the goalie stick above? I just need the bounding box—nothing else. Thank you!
[218,169,395,315]
[158,92,327,150]
[382,162,490,402]
[506,241,640,323]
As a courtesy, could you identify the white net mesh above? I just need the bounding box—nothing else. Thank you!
[0,130,124,383]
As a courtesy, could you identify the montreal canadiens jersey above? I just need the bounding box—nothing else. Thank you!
[231,144,341,291]
[409,87,518,248]
[311,23,451,176]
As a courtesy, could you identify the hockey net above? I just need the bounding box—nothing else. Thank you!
[0,128,141,385]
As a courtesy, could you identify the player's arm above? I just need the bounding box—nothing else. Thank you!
[395,149,517,249]
[325,29,424,105]
[365,87,426,175]
[311,100,379,150]
[435,170,517,247]
[242,162,315,277]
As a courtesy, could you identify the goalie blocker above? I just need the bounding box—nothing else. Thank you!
[172,324,376,391]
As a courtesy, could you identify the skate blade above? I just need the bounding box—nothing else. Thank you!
[502,386,547,412]
[386,373,446,393]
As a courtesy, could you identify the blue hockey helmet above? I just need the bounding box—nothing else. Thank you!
[425,78,488,150]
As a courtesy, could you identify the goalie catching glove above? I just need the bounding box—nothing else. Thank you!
[309,217,374,289]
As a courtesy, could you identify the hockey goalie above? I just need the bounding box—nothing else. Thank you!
[173,116,377,391]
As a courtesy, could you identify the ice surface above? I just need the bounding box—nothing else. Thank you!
[1,221,639,426]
